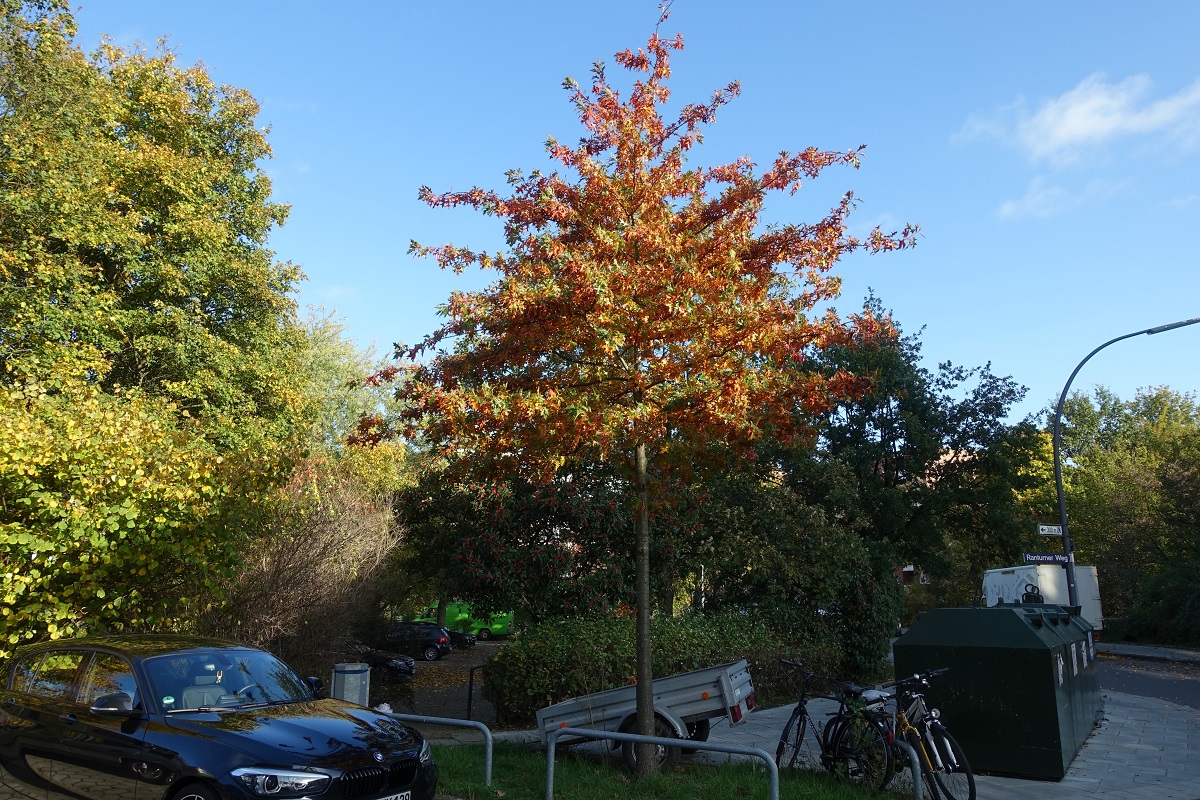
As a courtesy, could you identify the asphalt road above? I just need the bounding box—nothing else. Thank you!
[1097,653,1200,709]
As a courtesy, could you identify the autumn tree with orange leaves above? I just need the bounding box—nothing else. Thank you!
[398,10,916,771]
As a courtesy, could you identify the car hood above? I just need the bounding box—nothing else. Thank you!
[164,699,421,770]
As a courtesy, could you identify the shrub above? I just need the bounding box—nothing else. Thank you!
[481,610,848,724]
[194,459,403,677]
[1126,562,1200,647]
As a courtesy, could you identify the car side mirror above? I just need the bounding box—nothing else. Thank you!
[91,692,137,717]
[306,676,325,698]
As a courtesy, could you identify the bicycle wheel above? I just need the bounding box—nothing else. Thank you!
[775,707,808,770]
[830,715,892,791]
[819,715,846,770]
[929,727,975,800]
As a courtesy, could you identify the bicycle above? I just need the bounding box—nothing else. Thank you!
[774,660,892,791]
[870,668,975,800]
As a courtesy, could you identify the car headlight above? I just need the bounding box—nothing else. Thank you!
[231,768,331,797]
[419,738,432,765]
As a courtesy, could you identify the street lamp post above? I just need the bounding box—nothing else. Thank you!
[1052,316,1200,608]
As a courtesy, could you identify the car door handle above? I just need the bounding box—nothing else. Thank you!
[60,713,79,724]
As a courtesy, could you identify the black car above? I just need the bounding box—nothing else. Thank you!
[376,624,451,662]
[0,635,438,800]
[344,642,417,679]
[442,628,476,650]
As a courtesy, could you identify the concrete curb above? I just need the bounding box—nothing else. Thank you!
[1096,642,1200,665]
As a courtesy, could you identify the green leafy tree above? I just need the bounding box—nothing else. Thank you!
[397,461,693,622]
[1032,387,1200,616]
[0,1,314,650]
[298,310,406,450]
[682,462,901,676]
[0,1,305,451]
[396,11,915,765]
[788,296,1038,601]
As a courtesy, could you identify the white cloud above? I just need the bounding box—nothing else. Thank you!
[960,73,1200,166]
[998,177,1122,219]
[998,177,1068,218]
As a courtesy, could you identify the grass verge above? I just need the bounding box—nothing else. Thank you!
[432,742,888,800]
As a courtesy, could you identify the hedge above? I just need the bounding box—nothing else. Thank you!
[481,610,848,724]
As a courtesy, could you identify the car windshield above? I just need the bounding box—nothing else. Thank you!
[143,648,313,712]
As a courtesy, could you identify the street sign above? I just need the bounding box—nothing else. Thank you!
[1023,552,1069,565]
[1038,524,1063,536]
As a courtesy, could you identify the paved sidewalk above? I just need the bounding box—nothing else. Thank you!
[691,689,1200,800]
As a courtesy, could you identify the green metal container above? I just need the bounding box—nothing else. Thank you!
[892,605,1102,780]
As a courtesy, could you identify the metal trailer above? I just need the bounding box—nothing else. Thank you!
[536,660,755,768]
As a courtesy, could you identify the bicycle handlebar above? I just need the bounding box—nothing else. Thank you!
[779,660,867,700]
[880,666,950,689]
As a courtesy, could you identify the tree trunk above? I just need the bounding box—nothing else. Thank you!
[634,441,656,774]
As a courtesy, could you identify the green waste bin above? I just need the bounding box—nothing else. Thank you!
[893,605,1102,780]
[1023,603,1102,751]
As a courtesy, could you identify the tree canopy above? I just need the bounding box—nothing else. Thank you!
[0,1,311,653]
[398,18,916,481]
[791,296,1039,596]
[1025,386,1200,617]
[397,9,915,766]
[0,0,305,450]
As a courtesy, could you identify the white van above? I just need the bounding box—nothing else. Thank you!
[981,564,1103,633]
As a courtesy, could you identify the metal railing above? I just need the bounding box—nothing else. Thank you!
[381,715,907,799]
[893,739,922,799]
[544,726,778,800]
[387,713,493,786]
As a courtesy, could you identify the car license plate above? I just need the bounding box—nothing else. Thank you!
[378,793,410,800]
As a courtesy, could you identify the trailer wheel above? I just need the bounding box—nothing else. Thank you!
[621,716,680,772]
[680,719,711,754]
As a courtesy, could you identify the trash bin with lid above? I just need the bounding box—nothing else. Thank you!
[331,662,371,706]
[892,605,1102,780]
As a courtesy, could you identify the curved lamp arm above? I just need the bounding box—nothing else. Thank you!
[1051,317,1200,607]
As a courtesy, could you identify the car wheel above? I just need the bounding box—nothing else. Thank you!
[477,628,492,641]
[171,783,220,800]
[423,646,440,661]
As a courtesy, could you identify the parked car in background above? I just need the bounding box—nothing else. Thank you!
[344,641,417,678]
[0,635,438,800]
[414,601,514,640]
[378,622,452,661]
[442,628,476,649]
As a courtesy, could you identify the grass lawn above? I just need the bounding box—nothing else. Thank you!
[432,742,890,800]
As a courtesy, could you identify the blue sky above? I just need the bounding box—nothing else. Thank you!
[75,1,1200,422]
